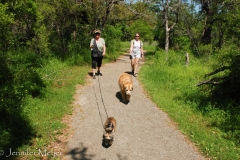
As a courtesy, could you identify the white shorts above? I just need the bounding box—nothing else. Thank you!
[131,50,141,59]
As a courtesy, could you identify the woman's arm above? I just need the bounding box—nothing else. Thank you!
[141,42,144,58]
[102,44,106,56]
[130,40,133,54]
[90,39,94,49]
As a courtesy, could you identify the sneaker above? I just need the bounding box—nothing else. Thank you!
[93,75,96,79]
[97,71,102,76]
[134,73,138,77]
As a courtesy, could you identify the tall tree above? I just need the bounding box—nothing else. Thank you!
[151,0,181,52]
[200,0,214,44]
[163,0,180,53]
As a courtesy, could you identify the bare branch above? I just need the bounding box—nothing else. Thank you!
[170,22,176,30]
[101,0,125,29]
[197,77,224,86]
[205,66,230,77]
[119,3,147,17]
[197,81,220,86]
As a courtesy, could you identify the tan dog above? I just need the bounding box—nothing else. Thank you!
[103,117,116,146]
[118,73,133,102]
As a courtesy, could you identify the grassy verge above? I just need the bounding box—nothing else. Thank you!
[139,45,240,159]
[11,59,89,160]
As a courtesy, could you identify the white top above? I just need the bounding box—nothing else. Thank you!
[132,40,141,51]
[90,38,105,52]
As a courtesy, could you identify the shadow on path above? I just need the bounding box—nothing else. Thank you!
[66,143,95,160]
[115,92,129,105]
[117,153,128,160]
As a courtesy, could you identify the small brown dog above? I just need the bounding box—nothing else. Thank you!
[103,117,116,146]
[118,73,133,102]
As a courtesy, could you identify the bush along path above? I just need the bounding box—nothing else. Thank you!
[64,53,206,160]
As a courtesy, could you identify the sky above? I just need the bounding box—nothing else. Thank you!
[125,0,201,11]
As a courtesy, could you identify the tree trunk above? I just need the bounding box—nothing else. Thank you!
[185,52,189,66]
[101,0,124,30]
[218,22,224,48]
[163,0,180,53]
[201,0,213,44]
[165,3,169,53]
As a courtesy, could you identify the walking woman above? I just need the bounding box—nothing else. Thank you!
[90,29,106,79]
[129,33,144,77]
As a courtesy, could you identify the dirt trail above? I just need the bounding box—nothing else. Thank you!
[64,53,205,160]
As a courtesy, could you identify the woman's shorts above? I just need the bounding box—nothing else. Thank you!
[130,53,141,59]
[92,56,103,69]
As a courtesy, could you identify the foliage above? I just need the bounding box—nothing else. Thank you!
[66,30,92,65]
[128,19,154,43]
[0,49,44,153]
[102,25,123,54]
[172,35,191,52]
[199,46,240,103]
[0,3,15,49]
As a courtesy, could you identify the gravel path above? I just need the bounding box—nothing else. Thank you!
[64,53,205,160]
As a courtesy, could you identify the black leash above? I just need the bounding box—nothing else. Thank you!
[97,75,109,118]
[92,74,109,129]
[92,82,105,128]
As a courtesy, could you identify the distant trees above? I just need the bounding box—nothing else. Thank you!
[0,0,154,55]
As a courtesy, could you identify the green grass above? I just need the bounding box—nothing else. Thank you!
[139,46,240,159]
[11,58,89,159]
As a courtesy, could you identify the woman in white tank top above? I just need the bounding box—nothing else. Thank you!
[129,33,144,77]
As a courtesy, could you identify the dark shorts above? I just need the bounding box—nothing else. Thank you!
[92,56,103,69]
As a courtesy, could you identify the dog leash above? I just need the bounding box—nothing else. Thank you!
[92,82,105,128]
[97,75,109,118]
[92,74,109,129]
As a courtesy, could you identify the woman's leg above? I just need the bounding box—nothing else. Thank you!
[133,57,140,76]
[92,68,96,77]
[92,57,97,78]
[97,57,103,76]
[131,58,134,75]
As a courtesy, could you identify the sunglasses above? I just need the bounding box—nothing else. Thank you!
[135,36,139,37]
